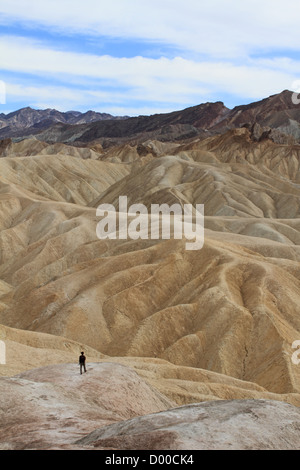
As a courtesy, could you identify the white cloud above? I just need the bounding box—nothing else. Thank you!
[0,0,299,59]
[0,36,295,105]
[0,80,6,104]
[5,82,128,111]
[0,0,299,113]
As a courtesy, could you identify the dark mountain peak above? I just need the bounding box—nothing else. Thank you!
[211,90,300,136]
[233,90,297,113]
[5,106,35,118]
[266,89,300,111]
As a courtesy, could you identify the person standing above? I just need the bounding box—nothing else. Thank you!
[79,351,86,374]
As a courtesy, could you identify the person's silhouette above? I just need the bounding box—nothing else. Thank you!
[79,351,86,374]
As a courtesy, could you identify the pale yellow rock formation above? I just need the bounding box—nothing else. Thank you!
[0,129,300,412]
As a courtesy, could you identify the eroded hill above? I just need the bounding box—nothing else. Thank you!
[0,125,300,409]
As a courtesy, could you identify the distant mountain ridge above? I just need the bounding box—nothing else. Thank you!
[1,90,300,144]
[0,106,128,138]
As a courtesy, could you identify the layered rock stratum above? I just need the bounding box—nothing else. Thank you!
[0,92,300,450]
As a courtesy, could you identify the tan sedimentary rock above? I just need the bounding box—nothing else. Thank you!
[0,129,300,436]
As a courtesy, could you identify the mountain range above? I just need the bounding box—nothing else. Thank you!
[0,106,128,140]
[0,90,299,145]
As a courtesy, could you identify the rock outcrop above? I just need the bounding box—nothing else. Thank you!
[1,362,299,450]
[0,363,173,450]
[77,399,300,450]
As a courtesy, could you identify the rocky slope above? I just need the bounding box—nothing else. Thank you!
[1,95,300,449]
[0,127,300,397]
[1,361,299,450]
[77,398,300,451]
[211,89,300,137]
[0,362,173,450]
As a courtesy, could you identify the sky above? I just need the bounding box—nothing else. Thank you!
[0,0,300,116]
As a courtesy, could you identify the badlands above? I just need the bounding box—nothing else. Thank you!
[0,91,300,450]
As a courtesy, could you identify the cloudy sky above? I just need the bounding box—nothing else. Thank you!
[0,0,299,115]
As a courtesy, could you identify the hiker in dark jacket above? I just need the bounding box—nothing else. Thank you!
[79,351,86,374]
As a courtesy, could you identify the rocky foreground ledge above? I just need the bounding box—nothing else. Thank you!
[0,362,299,450]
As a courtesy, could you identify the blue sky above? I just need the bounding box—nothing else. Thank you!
[0,0,300,116]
